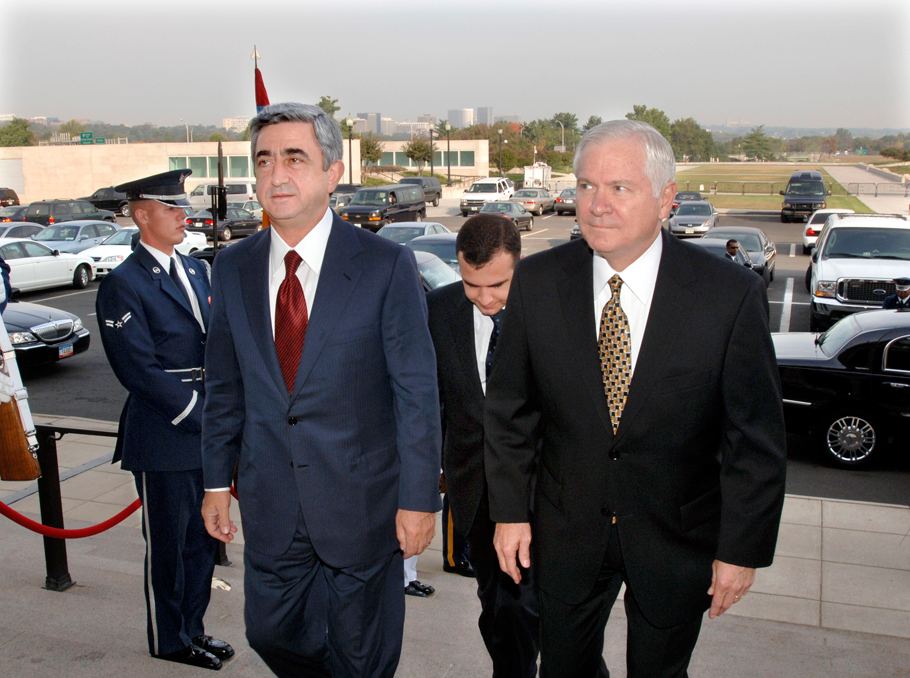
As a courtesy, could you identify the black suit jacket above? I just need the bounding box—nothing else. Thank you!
[883,294,910,310]
[484,231,787,628]
[427,283,487,535]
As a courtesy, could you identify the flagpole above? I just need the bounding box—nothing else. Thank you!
[251,45,269,230]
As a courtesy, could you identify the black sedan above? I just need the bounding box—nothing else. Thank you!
[479,201,534,231]
[407,233,459,273]
[773,310,910,468]
[702,226,777,286]
[0,205,29,223]
[686,238,755,271]
[185,207,262,241]
[413,251,461,292]
[3,298,91,367]
[671,191,704,214]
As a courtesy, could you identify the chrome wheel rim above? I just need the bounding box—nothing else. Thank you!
[826,416,875,463]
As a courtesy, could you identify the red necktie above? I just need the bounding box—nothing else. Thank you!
[275,250,308,394]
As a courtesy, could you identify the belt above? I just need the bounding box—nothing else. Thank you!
[165,367,205,383]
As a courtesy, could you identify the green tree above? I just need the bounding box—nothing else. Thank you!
[0,117,36,146]
[669,118,714,161]
[208,132,228,142]
[242,122,252,142]
[742,125,773,160]
[835,127,853,148]
[359,132,384,176]
[821,136,838,156]
[317,96,340,120]
[625,105,671,138]
[582,115,603,132]
[402,135,434,176]
[59,119,87,136]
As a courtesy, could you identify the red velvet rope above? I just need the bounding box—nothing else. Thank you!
[0,497,142,539]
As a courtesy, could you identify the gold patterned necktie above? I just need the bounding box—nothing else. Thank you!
[599,274,632,434]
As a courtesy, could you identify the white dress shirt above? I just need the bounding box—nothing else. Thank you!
[267,207,333,336]
[472,305,496,395]
[140,241,205,332]
[592,233,663,375]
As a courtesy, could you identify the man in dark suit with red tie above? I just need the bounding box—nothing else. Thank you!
[486,120,787,678]
[427,214,540,677]
[200,103,441,677]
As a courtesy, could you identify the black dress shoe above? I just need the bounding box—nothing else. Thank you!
[405,581,436,597]
[443,560,475,578]
[157,645,222,670]
[193,635,235,660]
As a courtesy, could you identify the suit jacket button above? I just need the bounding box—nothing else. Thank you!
[287,417,297,425]
[609,450,620,460]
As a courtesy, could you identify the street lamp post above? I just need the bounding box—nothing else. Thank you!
[345,118,354,184]
[180,119,189,143]
[442,122,452,186]
[556,120,565,149]
[429,126,434,179]
[498,128,503,177]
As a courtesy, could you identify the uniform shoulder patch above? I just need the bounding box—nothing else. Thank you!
[104,312,132,329]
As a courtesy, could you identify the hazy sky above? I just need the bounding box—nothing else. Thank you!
[2,0,908,131]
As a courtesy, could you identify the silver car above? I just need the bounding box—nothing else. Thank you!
[510,189,555,216]
[668,201,719,237]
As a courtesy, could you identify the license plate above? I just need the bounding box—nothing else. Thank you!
[59,344,74,358]
[471,206,480,211]
[685,228,694,234]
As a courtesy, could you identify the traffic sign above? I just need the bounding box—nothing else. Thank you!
[94,138,105,144]
[80,132,93,145]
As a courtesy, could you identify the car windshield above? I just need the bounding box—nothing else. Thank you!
[194,211,213,219]
[817,315,861,356]
[706,233,762,250]
[822,227,910,260]
[408,242,457,266]
[377,227,425,244]
[467,184,498,193]
[677,193,701,200]
[676,204,711,216]
[350,190,388,206]
[560,188,575,197]
[513,190,538,198]
[103,230,136,246]
[34,225,79,241]
[418,257,461,289]
[481,203,513,213]
[786,182,826,196]
[809,212,836,225]
[0,207,20,217]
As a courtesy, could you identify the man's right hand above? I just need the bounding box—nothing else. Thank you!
[493,522,532,585]
[201,491,237,543]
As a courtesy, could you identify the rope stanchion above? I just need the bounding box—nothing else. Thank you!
[0,497,141,539]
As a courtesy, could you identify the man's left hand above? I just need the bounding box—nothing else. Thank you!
[707,560,755,619]
[396,509,436,558]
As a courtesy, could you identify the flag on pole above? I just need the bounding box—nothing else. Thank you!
[252,46,269,113]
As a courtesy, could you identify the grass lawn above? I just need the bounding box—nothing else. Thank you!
[707,193,873,212]
[674,165,851,196]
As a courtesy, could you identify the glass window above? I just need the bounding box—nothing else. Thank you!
[884,337,910,373]
[97,224,115,236]
[81,224,98,238]
[380,152,394,166]
[229,157,250,178]
[460,151,474,167]
[190,185,206,197]
[23,242,53,257]
[208,157,221,177]
[433,151,443,166]
[169,156,188,171]
[70,203,85,215]
[25,204,48,217]
[0,243,23,259]
[188,156,208,178]
[395,152,412,167]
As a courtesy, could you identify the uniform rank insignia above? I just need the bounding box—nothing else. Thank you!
[105,312,132,329]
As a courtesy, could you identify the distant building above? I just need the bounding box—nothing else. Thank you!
[417,114,437,127]
[397,121,431,136]
[0,114,15,123]
[223,116,252,133]
[29,116,48,126]
[448,109,474,129]
[380,118,397,136]
[476,107,493,125]
[494,114,522,124]
[351,117,369,134]
[357,112,382,135]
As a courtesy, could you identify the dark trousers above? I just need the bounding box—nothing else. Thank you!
[538,525,703,678]
[467,493,540,678]
[244,508,404,678]
[442,493,470,567]
[134,469,216,656]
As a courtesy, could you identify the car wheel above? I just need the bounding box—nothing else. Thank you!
[536,206,544,216]
[526,217,534,232]
[120,204,131,218]
[415,212,423,222]
[808,313,821,332]
[802,245,810,255]
[220,226,232,241]
[461,212,468,217]
[818,411,881,468]
[805,267,812,293]
[769,265,775,282]
[72,264,90,289]
[432,196,439,207]
[781,215,790,223]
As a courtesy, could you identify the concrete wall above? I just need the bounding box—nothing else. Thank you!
[0,139,362,203]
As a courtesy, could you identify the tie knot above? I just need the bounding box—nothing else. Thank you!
[608,274,623,296]
[284,250,303,278]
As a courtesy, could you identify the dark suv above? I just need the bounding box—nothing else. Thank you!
[341,185,426,232]
[24,200,117,226]
[780,171,829,223]
[81,186,130,216]
[0,188,19,207]
[398,176,442,207]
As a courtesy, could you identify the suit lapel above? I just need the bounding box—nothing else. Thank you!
[557,240,613,436]
[290,217,363,400]
[239,231,288,399]
[612,231,698,445]
[452,292,485,400]
[133,246,194,317]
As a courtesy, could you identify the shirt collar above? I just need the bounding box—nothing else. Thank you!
[269,207,334,278]
[592,231,663,307]
[139,241,176,271]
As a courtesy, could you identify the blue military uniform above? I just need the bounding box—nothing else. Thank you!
[883,277,910,310]
[96,170,227,666]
